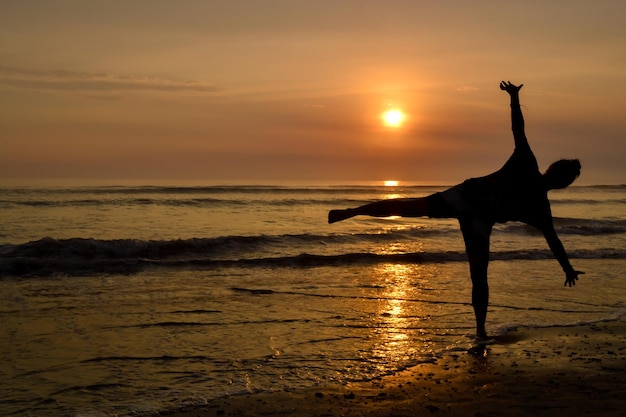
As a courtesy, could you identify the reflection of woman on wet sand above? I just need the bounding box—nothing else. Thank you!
[329,81,584,340]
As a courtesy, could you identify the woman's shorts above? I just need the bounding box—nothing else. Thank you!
[427,184,470,219]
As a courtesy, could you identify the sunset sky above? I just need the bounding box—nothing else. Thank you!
[1,1,624,184]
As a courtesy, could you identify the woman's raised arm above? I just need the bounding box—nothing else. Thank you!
[500,81,527,149]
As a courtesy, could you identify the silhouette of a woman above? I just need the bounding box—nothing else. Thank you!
[328,81,584,340]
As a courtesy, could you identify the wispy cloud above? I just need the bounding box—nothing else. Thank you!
[0,66,221,96]
[456,85,479,92]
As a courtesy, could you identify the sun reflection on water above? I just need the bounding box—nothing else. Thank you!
[370,264,424,369]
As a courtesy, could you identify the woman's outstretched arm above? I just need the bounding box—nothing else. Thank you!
[541,224,585,286]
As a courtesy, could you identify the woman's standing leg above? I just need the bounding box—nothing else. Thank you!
[460,218,493,340]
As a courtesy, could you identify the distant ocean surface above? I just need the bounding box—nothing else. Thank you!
[1,182,625,417]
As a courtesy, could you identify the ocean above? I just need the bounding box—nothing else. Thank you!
[1,182,625,417]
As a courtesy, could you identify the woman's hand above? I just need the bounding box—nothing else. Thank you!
[564,269,585,287]
[500,80,523,94]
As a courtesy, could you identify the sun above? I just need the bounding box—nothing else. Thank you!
[383,180,399,187]
[382,109,405,127]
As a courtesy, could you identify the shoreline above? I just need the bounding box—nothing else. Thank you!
[160,317,626,417]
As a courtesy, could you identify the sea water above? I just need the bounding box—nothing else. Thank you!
[1,183,625,416]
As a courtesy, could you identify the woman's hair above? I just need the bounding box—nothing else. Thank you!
[543,159,581,190]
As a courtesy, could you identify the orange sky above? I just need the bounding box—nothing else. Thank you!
[1,1,625,184]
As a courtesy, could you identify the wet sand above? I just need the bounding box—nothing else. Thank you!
[161,318,626,417]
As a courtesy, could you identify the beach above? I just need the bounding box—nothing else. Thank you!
[1,184,625,417]
[162,318,626,417]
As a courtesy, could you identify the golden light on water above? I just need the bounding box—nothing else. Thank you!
[371,264,416,367]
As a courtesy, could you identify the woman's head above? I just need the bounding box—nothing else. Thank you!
[543,159,581,190]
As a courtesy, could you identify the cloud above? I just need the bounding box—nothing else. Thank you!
[456,85,479,92]
[0,66,221,96]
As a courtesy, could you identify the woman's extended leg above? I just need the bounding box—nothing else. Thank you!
[328,198,430,224]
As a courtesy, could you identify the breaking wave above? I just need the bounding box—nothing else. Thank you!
[2,230,624,277]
